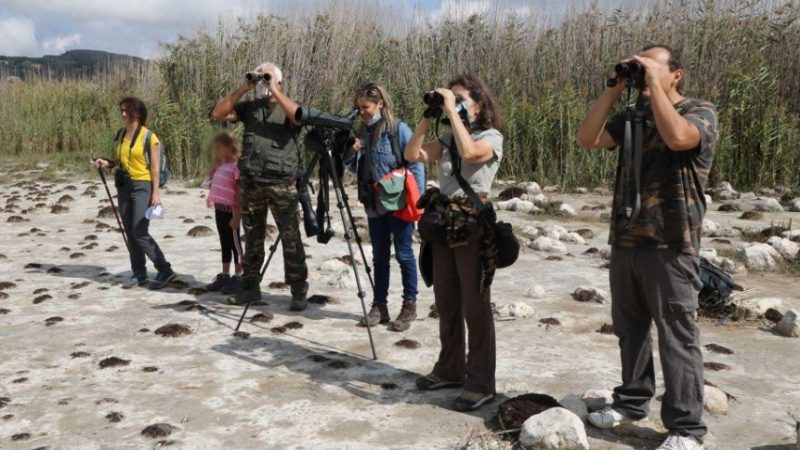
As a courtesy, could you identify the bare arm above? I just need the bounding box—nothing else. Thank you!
[576,84,624,149]
[647,83,700,151]
[149,143,161,206]
[212,82,252,121]
[445,107,494,163]
[404,118,443,163]
[270,84,301,126]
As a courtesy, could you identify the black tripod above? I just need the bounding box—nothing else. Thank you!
[303,127,377,360]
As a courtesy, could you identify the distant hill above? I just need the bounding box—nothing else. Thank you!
[0,50,147,81]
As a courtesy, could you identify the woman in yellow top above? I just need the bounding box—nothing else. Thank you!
[93,97,175,289]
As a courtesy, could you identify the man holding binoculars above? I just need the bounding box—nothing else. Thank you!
[576,45,718,450]
[212,62,309,311]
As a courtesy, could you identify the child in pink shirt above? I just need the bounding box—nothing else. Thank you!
[205,131,244,294]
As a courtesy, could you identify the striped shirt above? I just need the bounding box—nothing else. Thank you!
[207,161,240,209]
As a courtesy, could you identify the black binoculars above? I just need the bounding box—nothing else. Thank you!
[607,61,646,89]
[245,72,272,83]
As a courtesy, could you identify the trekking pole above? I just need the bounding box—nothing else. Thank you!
[235,238,281,331]
[97,167,131,253]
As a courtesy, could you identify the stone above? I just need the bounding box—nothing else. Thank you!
[767,237,800,260]
[736,297,783,317]
[328,269,356,289]
[576,187,588,194]
[791,199,800,213]
[521,225,540,239]
[523,182,542,196]
[558,394,588,421]
[740,243,783,271]
[561,232,585,245]
[705,194,713,206]
[754,197,784,212]
[543,185,560,193]
[775,310,799,338]
[530,193,549,206]
[740,192,757,201]
[598,246,612,260]
[582,389,613,411]
[497,198,537,213]
[494,301,534,319]
[319,259,349,272]
[559,203,577,217]
[542,225,568,240]
[783,229,800,243]
[704,385,729,415]
[702,219,718,236]
[710,226,741,238]
[524,285,547,299]
[572,287,607,304]
[519,407,589,450]
[530,237,567,254]
[699,248,718,260]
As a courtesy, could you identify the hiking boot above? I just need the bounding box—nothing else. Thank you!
[657,434,704,450]
[452,391,496,412]
[415,373,463,391]
[206,273,230,291]
[149,268,177,290]
[359,302,389,327]
[588,406,640,429]
[290,292,308,311]
[390,300,417,332]
[221,275,242,295]
[228,285,260,305]
[123,274,148,288]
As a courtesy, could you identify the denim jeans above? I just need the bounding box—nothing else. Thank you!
[367,214,418,304]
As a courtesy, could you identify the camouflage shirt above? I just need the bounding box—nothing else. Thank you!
[605,97,718,255]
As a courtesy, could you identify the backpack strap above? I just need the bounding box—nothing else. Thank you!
[446,134,495,221]
[388,120,406,169]
[143,129,154,166]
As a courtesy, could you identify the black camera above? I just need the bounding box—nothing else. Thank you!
[607,61,645,89]
[245,72,272,83]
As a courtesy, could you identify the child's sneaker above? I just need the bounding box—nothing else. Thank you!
[221,275,242,295]
[206,273,230,291]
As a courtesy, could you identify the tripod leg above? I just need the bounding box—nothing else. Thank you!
[235,238,281,332]
[98,168,131,253]
[325,151,378,360]
[341,191,375,291]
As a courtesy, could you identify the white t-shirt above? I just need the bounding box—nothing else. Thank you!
[438,128,504,196]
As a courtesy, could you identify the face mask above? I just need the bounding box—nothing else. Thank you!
[366,111,382,126]
[256,81,271,99]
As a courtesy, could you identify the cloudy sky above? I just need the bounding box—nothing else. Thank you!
[0,0,585,58]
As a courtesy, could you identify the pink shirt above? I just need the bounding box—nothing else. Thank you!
[207,161,240,208]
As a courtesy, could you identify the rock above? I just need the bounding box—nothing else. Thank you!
[542,225,568,240]
[524,285,546,299]
[519,407,589,450]
[530,193,549,206]
[740,192,757,201]
[783,229,800,243]
[559,203,577,217]
[560,232,584,244]
[572,287,607,304]
[521,225,540,239]
[705,194,713,206]
[702,219,718,236]
[775,310,799,338]
[740,243,783,271]
[718,203,742,212]
[791,199,800,213]
[714,182,739,200]
[736,297,784,317]
[530,237,567,254]
[704,385,729,415]
[543,185,560,193]
[494,301,534,319]
[710,226,741,238]
[558,395,589,421]
[598,246,612,260]
[699,248,718,260]
[576,187,588,194]
[574,228,595,240]
[497,198,537,213]
[767,237,800,259]
[582,389,613,411]
[319,258,349,272]
[328,269,356,289]
[754,197,784,212]
[523,182,542,196]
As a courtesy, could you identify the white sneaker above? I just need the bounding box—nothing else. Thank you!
[657,434,704,450]
[587,406,637,429]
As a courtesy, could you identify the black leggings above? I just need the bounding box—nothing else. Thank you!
[215,208,243,264]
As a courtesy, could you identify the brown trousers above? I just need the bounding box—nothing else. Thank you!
[431,231,496,395]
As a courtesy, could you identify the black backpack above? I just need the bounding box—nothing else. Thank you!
[698,257,744,318]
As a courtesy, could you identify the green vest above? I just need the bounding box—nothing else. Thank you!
[237,101,300,182]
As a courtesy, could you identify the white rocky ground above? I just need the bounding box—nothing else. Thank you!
[0,169,799,449]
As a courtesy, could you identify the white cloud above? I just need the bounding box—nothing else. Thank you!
[42,33,82,54]
[0,17,39,56]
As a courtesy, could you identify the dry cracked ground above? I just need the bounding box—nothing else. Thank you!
[0,166,798,450]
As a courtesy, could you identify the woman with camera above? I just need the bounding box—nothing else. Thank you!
[93,97,176,289]
[347,83,426,332]
[404,74,504,412]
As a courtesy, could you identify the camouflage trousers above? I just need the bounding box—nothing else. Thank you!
[240,181,308,296]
